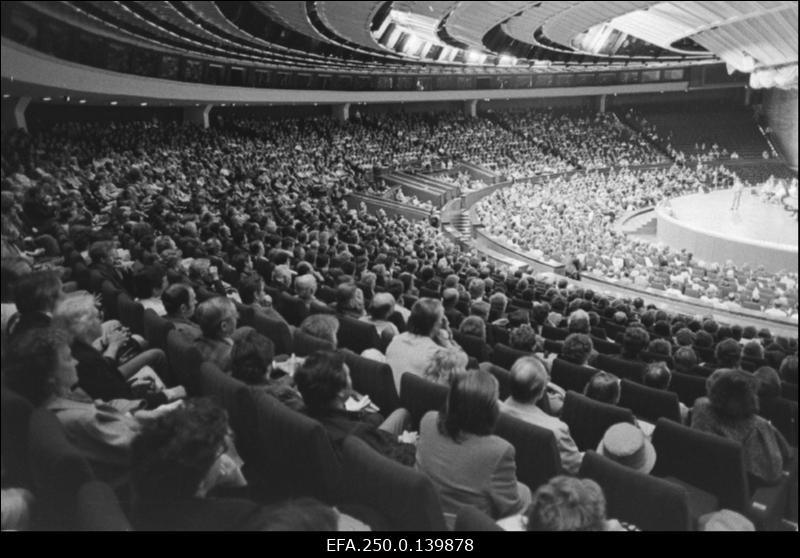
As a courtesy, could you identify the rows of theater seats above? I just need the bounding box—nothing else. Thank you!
[3,260,797,530]
[629,107,770,160]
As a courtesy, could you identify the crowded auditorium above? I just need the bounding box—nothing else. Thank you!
[1,0,798,535]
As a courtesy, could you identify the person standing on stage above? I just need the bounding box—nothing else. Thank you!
[730,179,744,211]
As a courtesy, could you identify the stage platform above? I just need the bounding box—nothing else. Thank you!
[655,189,798,272]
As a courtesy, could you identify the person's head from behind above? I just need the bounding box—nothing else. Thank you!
[438,369,499,441]
[368,292,396,322]
[561,333,593,366]
[753,366,781,400]
[707,369,759,420]
[643,361,672,391]
[442,288,459,309]
[162,283,197,319]
[423,347,468,386]
[509,324,538,352]
[3,327,78,406]
[567,310,590,334]
[195,296,238,340]
[647,338,672,359]
[53,293,103,344]
[509,356,549,405]
[742,340,764,361]
[622,326,649,358]
[779,355,798,385]
[295,274,317,300]
[694,330,713,348]
[293,351,349,413]
[488,292,507,317]
[467,278,485,300]
[674,328,695,347]
[335,283,364,317]
[527,476,607,532]
[715,338,742,369]
[135,264,167,300]
[584,371,621,405]
[458,315,486,341]
[258,498,339,531]
[673,346,697,374]
[131,398,245,501]
[12,270,63,314]
[470,300,490,322]
[299,314,339,348]
[230,330,274,385]
[407,298,444,338]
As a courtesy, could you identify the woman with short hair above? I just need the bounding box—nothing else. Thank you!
[3,327,181,484]
[415,368,530,525]
[53,293,184,408]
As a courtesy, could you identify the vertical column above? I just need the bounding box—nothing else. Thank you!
[598,94,607,113]
[332,103,350,123]
[464,99,477,118]
[1,96,31,132]
[182,104,213,128]
[743,87,752,106]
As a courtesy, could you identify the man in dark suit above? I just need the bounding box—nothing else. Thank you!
[88,241,130,294]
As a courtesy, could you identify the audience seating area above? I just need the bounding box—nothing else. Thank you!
[1,107,797,532]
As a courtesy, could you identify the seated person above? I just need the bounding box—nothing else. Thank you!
[299,314,339,348]
[584,371,622,405]
[5,269,62,340]
[643,362,689,423]
[691,369,791,486]
[597,422,656,474]
[500,356,582,474]
[526,476,634,531]
[673,346,698,375]
[130,399,267,531]
[560,333,595,368]
[4,327,181,484]
[193,296,253,372]
[415,368,531,525]
[238,274,287,325]
[779,355,797,385]
[360,292,400,341]
[53,293,184,409]
[335,283,366,319]
[88,241,129,294]
[134,264,167,316]
[294,351,416,466]
[386,298,464,394]
[229,329,305,412]
[422,347,468,386]
[161,283,202,341]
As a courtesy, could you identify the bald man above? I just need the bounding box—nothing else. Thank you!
[500,356,583,474]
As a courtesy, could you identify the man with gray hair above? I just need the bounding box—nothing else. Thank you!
[295,274,322,309]
[468,278,486,302]
[501,356,583,474]
[567,309,591,335]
